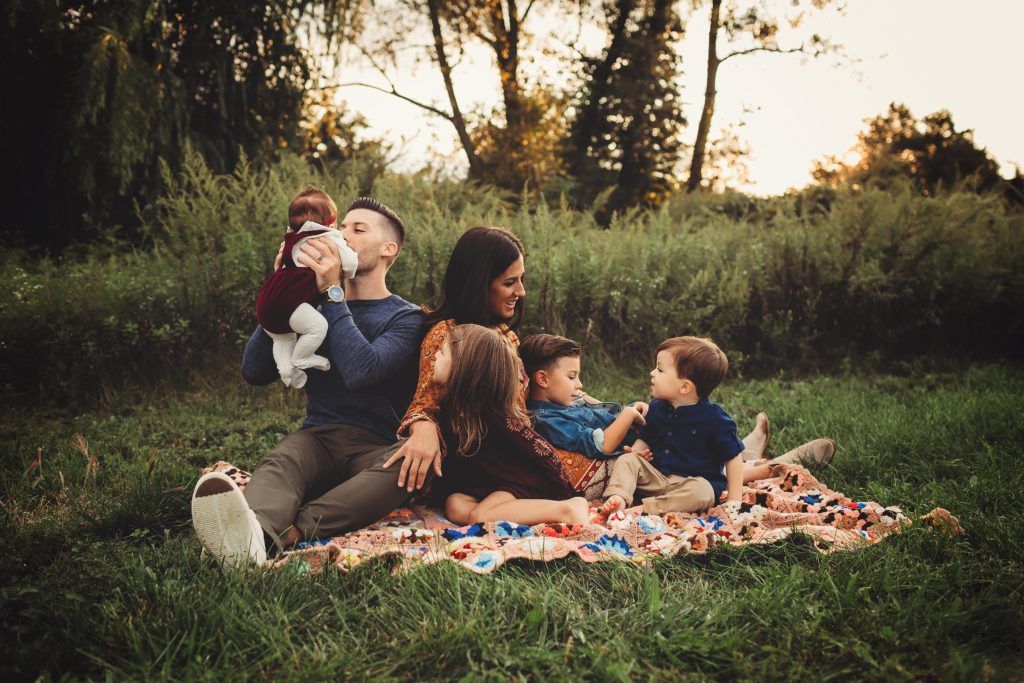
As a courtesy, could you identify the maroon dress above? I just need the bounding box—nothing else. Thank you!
[438,411,577,501]
[255,226,329,334]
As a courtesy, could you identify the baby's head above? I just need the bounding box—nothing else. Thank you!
[288,186,337,231]
[651,336,728,405]
[519,334,583,406]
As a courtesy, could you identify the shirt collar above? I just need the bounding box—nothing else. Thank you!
[669,396,710,414]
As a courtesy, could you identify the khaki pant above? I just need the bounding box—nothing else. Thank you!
[604,452,715,515]
[242,424,411,550]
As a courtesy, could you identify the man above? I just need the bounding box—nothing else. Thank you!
[191,194,424,567]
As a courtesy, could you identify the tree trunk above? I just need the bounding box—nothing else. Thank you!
[686,0,721,192]
[426,0,482,178]
[488,0,524,150]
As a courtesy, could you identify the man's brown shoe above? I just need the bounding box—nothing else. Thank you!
[771,438,836,466]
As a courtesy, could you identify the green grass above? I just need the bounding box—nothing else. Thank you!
[2,363,1022,680]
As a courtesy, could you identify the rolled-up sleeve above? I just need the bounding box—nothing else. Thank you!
[533,414,616,460]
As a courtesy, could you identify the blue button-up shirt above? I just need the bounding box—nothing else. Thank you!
[527,399,636,460]
[639,398,744,500]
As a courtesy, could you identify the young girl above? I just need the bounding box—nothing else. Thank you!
[431,324,590,526]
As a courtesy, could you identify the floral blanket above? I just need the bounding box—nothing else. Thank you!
[203,461,959,575]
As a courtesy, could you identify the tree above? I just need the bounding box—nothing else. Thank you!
[685,0,840,192]
[338,0,570,191]
[812,103,1013,200]
[1,0,353,249]
[566,0,687,213]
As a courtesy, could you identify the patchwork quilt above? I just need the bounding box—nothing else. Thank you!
[202,461,959,575]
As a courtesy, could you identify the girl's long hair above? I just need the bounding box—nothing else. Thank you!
[441,324,530,456]
[425,226,525,329]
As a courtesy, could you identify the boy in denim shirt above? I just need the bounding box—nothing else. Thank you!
[520,334,649,459]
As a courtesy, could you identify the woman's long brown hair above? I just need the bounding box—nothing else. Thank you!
[440,324,530,456]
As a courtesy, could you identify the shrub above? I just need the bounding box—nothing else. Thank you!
[2,155,1021,402]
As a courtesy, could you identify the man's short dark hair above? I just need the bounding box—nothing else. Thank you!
[519,334,582,377]
[347,196,406,247]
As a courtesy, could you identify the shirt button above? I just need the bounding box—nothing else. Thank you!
[691,429,697,434]
[667,432,672,436]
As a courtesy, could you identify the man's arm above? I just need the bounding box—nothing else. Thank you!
[241,326,279,386]
[321,303,423,389]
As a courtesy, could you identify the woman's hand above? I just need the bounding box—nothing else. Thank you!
[273,241,286,270]
[296,236,342,291]
[383,421,443,492]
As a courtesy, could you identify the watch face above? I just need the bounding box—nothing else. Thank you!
[328,285,344,301]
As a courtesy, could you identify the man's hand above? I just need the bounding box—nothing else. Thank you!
[623,443,653,462]
[577,391,601,405]
[383,421,443,492]
[296,236,342,292]
[630,401,649,420]
[273,241,286,270]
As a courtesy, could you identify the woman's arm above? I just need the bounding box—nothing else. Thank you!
[383,320,455,492]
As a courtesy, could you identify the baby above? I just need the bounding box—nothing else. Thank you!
[255,186,358,388]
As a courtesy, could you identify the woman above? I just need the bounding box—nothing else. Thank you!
[383,226,529,492]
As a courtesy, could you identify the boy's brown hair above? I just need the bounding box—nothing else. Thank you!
[441,324,530,456]
[288,186,337,230]
[657,336,729,399]
[518,334,581,377]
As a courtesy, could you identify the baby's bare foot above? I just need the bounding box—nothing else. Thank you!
[600,495,627,516]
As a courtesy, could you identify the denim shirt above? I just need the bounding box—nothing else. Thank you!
[639,397,745,500]
[527,399,636,460]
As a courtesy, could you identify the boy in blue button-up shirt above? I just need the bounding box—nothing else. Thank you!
[601,336,747,516]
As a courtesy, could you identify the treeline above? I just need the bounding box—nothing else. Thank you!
[2,153,1021,402]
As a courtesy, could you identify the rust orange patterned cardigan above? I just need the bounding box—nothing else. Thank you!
[397,319,609,494]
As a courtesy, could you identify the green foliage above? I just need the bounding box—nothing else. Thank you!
[1,0,355,249]
[1,157,1022,400]
[1,365,1022,679]
[565,0,687,214]
[813,103,1021,204]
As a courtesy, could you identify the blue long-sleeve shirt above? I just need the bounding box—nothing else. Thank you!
[242,295,424,441]
[527,399,636,460]
[639,398,745,500]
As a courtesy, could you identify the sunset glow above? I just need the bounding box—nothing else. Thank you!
[329,0,1023,195]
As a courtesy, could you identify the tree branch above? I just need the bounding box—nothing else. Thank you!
[719,44,807,63]
[332,81,453,119]
[520,0,537,24]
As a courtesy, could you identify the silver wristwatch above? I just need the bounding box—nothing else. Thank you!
[324,284,345,303]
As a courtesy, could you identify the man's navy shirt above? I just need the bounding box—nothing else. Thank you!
[639,397,744,500]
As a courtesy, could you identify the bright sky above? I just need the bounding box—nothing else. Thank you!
[329,0,1024,196]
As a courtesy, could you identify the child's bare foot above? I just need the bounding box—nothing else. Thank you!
[601,494,627,516]
[566,497,591,524]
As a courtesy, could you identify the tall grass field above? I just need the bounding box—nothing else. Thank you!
[2,153,1022,401]
[2,362,1021,680]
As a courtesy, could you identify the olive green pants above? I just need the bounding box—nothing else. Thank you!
[242,424,411,550]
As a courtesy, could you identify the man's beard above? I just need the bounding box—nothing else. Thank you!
[354,248,381,276]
